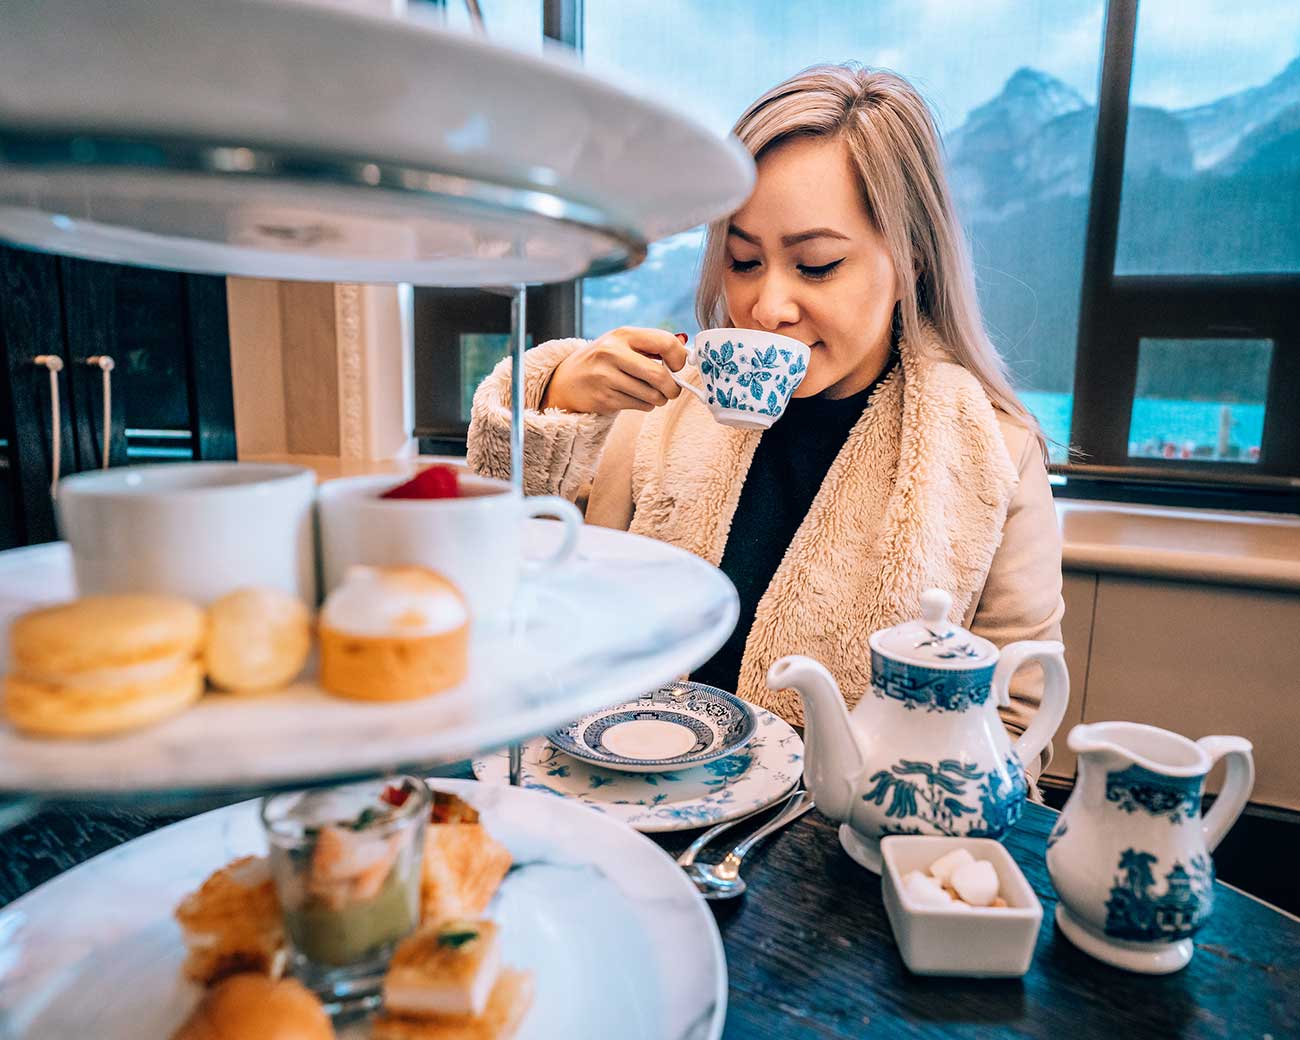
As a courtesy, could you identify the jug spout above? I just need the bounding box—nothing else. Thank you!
[767,655,864,823]
[1066,723,1134,773]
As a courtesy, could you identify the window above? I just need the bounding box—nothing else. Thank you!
[414,0,1300,508]
[1115,1,1300,276]
[1128,339,1272,464]
[1067,0,1300,504]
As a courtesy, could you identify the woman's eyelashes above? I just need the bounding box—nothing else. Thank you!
[797,259,845,280]
[726,257,846,280]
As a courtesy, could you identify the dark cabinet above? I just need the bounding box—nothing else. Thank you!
[0,245,236,548]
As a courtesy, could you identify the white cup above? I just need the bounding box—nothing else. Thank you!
[316,471,583,623]
[668,327,811,429]
[56,462,316,605]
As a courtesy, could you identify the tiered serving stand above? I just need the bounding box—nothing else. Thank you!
[0,0,753,804]
[0,3,752,1035]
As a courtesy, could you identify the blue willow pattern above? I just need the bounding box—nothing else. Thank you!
[870,649,993,713]
[1104,848,1215,941]
[864,753,1026,839]
[1105,764,1202,824]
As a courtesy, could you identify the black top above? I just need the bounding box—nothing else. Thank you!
[691,368,891,694]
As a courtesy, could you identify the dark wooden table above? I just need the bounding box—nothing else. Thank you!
[3,788,1298,1039]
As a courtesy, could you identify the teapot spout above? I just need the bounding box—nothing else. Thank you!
[768,656,865,823]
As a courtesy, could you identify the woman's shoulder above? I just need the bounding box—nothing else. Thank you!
[912,348,1043,475]
[992,409,1043,474]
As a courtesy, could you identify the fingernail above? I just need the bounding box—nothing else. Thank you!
[675,332,688,344]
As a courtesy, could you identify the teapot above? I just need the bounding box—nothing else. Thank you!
[767,588,1069,872]
[1046,722,1254,973]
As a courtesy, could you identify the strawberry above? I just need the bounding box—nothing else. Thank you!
[380,465,461,500]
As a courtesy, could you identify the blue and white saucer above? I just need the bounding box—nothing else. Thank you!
[474,705,803,833]
[545,682,758,773]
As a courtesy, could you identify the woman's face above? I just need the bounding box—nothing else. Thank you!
[723,134,899,399]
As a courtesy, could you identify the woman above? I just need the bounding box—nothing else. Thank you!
[468,64,1063,770]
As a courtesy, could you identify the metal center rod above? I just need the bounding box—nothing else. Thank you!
[507,283,527,786]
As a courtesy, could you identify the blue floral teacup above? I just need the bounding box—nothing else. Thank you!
[670,328,810,429]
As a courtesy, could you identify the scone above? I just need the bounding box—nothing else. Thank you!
[319,566,469,702]
[174,856,286,985]
[373,920,533,1040]
[3,594,205,737]
[422,793,511,926]
[205,587,311,693]
[171,973,334,1040]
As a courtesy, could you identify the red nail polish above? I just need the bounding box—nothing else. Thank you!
[675,332,688,344]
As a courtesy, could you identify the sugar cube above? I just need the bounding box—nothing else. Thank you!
[951,859,1000,906]
[927,848,975,885]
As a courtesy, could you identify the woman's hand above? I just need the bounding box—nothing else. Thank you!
[541,327,689,415]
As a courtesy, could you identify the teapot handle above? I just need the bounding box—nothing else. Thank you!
[1197,736,1255,852]
[992,640,1070,773]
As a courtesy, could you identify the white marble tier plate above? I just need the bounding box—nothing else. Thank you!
[546,682,758,773]
[0,523,739,796]
[0,0,753,285]
[0,778,727,1039]
[474,708,803,833]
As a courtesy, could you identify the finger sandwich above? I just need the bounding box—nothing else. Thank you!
[174,855,287,985]
[421,793,512,926]
[373,920,533,1040]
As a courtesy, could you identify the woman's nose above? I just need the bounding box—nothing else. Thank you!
[750,273,800,331]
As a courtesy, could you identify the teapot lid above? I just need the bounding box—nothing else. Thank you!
[868,589,998,669]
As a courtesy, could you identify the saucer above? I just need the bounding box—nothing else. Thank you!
[475,706,802,833]
[546,682,757,773]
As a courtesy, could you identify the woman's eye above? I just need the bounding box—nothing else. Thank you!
[798,259,845,280]
[728,258,760,273]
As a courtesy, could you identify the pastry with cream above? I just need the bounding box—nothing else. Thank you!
[422,792,512,926]
[171,973,334,1040]
[174,855,287,985]
[205,587,311,693]
[3,594,205,737]
[319,566,469,701]
[372,920,533,1040]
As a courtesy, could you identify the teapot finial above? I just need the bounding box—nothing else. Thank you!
[919,588,952,627]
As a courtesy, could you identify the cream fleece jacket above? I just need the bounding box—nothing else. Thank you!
[468,329,1065,762]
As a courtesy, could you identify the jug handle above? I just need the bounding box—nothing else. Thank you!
[992,640,1070,773]
[1197,736,1255,852]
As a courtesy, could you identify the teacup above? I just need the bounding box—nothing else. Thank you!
[317,471,583,623]
[57,462,316,605]
[669,327,810,429]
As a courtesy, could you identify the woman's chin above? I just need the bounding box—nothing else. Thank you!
[790,365,831,398]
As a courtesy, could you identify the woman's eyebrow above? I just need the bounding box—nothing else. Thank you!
[727,223,850,247]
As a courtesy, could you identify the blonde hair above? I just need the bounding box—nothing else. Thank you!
[695,63,1046,458]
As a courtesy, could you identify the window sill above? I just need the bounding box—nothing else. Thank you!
[1059,500,1300,592]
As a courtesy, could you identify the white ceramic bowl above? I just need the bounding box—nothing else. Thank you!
[880,835,1043,977]
[56,462,316,605]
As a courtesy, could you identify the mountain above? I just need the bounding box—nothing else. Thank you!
[947,67,1087,158]
[1175,55,1300,169]
[1216,103,1300,176]
[946,68,1088,219]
